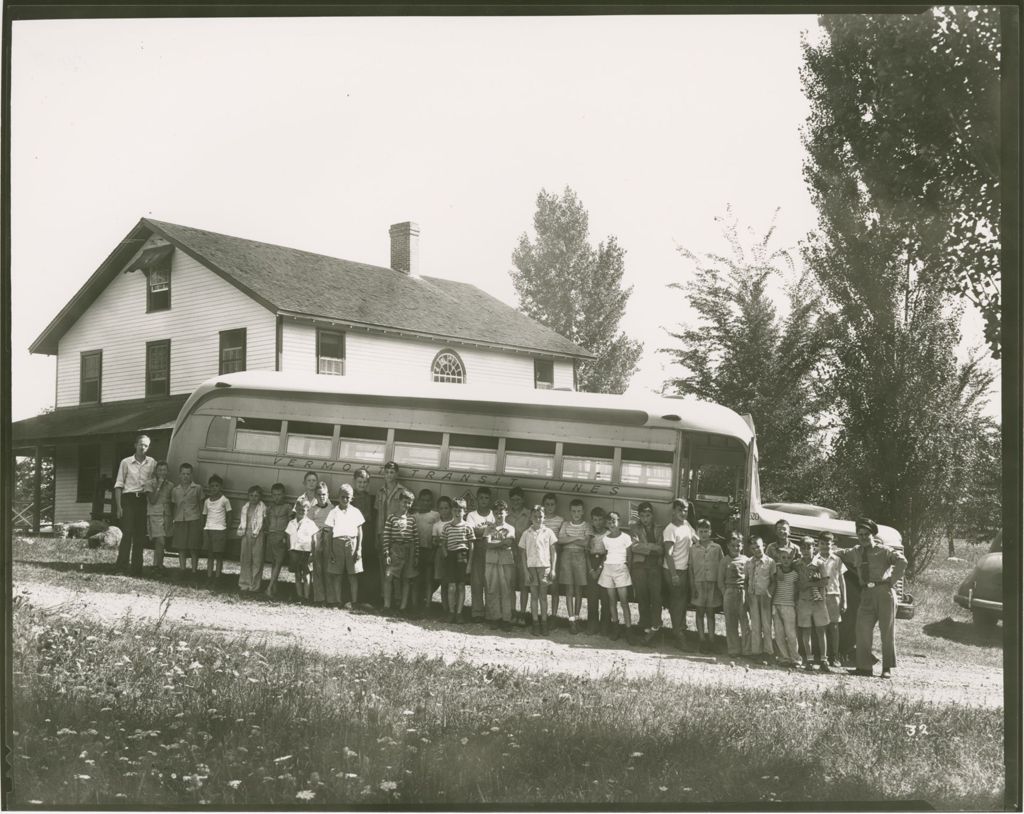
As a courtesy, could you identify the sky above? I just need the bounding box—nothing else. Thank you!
[8,14,999,421]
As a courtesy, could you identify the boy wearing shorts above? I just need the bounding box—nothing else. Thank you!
[690,518,724,653]
[382,488,418,614]
[264,483,292,598]
[597,510,633,641]
[796,536,830,672]
[202,475,232,581]
[557,498,591,634]
[325,483,366,609]
[817,532,847,667]
[286,503,318,601]
[237,485,267,592]
[145,461,174,573]
[171,463,204,574]
[484,500,517,630]
[442,498,475,623]
[519,504,558,636]
[413,489,441,616]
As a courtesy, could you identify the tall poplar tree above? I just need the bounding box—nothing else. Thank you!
[511,187,642,394]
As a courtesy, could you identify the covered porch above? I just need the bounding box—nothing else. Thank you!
[11,395,189,531]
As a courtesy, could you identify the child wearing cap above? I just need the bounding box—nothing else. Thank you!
[689,518,724,653]
[441,497,474,623]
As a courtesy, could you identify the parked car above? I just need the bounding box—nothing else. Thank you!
[953,531,1003,628]
[761,502,841,520]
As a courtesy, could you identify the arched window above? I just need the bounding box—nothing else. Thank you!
[431,349,466,384]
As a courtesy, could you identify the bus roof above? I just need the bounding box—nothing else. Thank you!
[174,372,756,446]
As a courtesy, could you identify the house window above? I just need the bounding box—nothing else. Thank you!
[80,350,102,404]
[534,359,554,389]
[145,340,170,398]
[147,266,171,312]
[432,349,465,384]
[317,329,345,375]
[219,329,247,374]
[76,444,101,503]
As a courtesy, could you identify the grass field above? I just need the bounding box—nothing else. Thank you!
[9,597,1005,808]
[10,534,1007,807]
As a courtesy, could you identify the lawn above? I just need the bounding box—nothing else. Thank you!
[8,598,1005,808]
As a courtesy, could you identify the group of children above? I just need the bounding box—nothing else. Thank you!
[138,464,848,670]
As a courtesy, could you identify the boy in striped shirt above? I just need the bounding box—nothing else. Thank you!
[441,497,474,623]
[772,548,801,667]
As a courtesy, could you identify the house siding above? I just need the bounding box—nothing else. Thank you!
[278,321,576,390]
[55,240,276,407]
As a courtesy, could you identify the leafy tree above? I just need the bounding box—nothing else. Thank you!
[947,414,1002,551]
[14,455,55,526]
[802,134,996,576]
[660,208,832,504]
[800,8,1002,357]
[511,187,643,393]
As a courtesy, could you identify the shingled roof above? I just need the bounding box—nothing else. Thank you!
[30,218,592,360]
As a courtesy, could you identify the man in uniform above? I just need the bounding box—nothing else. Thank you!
[835,517,907,678]
[113,434,157,576]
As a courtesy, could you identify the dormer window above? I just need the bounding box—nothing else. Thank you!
[126,243,174,313]
[147,266,170,312]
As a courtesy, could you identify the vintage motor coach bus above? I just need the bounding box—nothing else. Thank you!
[167,372,912,615]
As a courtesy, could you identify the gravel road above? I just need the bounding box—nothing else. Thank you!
[14,575,1004,709]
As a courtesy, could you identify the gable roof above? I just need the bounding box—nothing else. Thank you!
[30,218,593,360]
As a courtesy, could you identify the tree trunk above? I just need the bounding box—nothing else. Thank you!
[947,526,955,557]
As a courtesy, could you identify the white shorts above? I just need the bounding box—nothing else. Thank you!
[598,562,632,589]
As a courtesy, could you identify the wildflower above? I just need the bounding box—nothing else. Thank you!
[74,774,91,781]
[273,754,294,763]
[28,800,43,805]
[558,692,571,701]
[336,772,358,780]
[683,787,693,792]
[379,780,397,792]
[402,709,414,716]
[489,726,499,732]
[460,737,469,746]
[659,786,668,792]
[342,747,358,759]
[295,790,316,801]
[227,780,241,789]
[630,751,644,758]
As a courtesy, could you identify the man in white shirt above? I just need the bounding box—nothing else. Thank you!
[114,434,157,575]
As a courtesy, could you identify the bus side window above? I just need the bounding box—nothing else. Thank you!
[449,434,499,472]
[286,421,333,458]
[620,447,673,487]
[234,418,283,453]
[394,430,443,468]
[504,438,555,478]
[338,425,387,463]
[561,443,614,482]
[205,416,232,449]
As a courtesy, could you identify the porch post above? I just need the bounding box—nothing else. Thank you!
[33,445,42,534]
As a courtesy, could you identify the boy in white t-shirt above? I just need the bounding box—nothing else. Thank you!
[202,475,232,582]
[466,487,496,622]
[325,483,366,609]
[519,504,558,636]
[597,510,633,641]
[663,497,697,650]
[285,504,318,601]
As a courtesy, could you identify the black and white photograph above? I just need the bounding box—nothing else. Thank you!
[4,5,1017,809]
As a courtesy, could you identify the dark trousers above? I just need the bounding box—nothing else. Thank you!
[116,493,148,574]
[631,561,664,630]
[666,568,691,632]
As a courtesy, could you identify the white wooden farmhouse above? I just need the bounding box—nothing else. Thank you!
[12,218,592,526]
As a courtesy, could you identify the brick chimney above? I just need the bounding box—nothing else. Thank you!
[389,221,420,276]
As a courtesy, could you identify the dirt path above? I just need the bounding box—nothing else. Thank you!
[14,573,1003,709]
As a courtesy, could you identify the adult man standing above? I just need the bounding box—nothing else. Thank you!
[663,497,696,651]
[836,518,907,678]
[113,434,157,576]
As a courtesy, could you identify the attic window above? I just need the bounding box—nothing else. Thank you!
[128,244,174,313]
[534,359,554,389]
[431,349,465,384]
